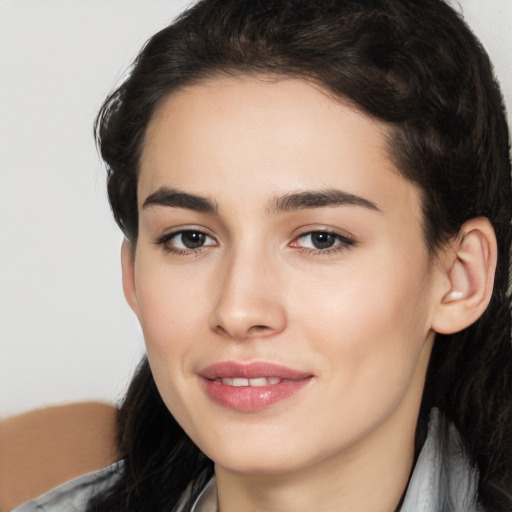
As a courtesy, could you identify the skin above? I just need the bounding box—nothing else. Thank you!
[121,76,488,512]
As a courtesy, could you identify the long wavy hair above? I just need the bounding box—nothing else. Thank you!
[89,1,512,510]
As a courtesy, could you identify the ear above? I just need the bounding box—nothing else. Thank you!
[121,239,141,320]
[431,218,497,335]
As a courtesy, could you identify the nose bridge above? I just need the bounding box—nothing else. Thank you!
[209,237,286,340]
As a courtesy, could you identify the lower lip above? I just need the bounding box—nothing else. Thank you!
[201,378,312,412]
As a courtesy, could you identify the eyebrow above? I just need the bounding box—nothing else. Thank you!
[142,186,380,215]
[268,189,381,214]
[142,187,218,213]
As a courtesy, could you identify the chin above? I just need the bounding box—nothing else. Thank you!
[194,431,302,475]
[199,428,339,478]
[214,453,304,476]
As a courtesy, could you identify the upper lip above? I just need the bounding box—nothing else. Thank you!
[199,361,312,380]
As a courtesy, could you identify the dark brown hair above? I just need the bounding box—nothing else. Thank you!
[91,1,512,510]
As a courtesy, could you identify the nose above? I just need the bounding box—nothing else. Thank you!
[209,248,287,341]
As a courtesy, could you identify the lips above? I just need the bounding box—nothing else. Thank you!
[199,362,313,411]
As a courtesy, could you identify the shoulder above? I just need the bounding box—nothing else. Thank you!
[11,461,123,512]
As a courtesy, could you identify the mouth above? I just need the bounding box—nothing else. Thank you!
[199,361,314,411]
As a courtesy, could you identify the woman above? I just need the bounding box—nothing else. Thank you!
[14,0,512,510]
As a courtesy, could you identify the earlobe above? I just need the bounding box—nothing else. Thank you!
[432,218,497,335]
[121,239,140,320]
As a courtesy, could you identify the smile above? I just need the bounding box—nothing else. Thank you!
[199,362,314,411]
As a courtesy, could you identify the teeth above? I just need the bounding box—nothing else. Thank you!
[249,377,269,387]
[220,377,282,387]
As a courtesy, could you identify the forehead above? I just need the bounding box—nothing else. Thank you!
[138,76,422,222]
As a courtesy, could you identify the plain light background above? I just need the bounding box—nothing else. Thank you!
[1,0,511,418]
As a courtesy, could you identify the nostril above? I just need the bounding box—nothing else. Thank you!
[213,323,274,340]
[214,325,229,337]
[248,325,272,335]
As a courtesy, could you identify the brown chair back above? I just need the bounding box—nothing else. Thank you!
[0,402,119,511]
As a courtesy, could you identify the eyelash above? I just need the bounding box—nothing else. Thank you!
[155,229,356,256]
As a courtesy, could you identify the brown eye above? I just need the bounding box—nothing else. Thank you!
[179,231,207,249]
[309,232,337,249]
[158,230,216,252]
[292,230,356,253]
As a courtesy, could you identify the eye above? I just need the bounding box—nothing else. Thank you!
[291,230,355,253]
[156,229,217,253]
[298,232,339,250]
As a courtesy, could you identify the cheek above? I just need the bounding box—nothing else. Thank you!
[133,263,211,426]
[133,260,209,364]
[284,255,434,451]
[293,250,433,379]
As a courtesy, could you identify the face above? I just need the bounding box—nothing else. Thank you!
[124,77,441,476]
